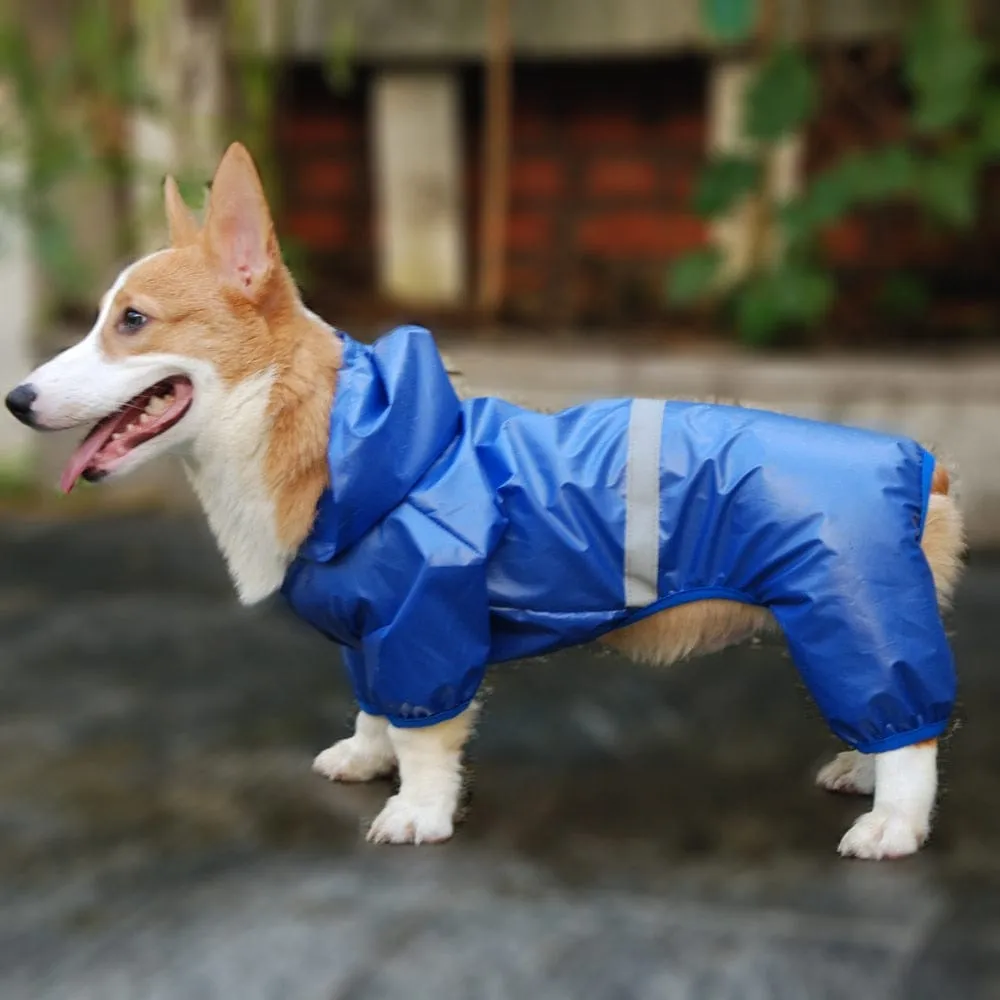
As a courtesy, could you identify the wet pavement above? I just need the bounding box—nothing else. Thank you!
[1,513,999,999]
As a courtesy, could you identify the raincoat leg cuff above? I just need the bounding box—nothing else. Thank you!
[377,699,477,729]
[851,720,949,754]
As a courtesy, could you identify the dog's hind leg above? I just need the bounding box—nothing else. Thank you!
[367,703,478,845]
[819,482,963,854]
[837,741,937,859]
[313,711,397,782]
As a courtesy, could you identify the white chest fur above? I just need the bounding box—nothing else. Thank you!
[184,369,292,604]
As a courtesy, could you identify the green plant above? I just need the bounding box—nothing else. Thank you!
[671,0,999,345]
[0,2,152,313]
[0,1,326,315]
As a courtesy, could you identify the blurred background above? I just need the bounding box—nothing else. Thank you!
[2,2,1000,998]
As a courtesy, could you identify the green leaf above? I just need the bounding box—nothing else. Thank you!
[735,263,834,344]
[781,145,918,249]
[879,272,930,319]
[735,279,783,344]
[776,201,814,251]
[850,146,917,201]
[779,171,855,245]
[700,0,757,43]
[915,153,977,227]
[693,156,761,217]
[778,263,834,325]
[905,0,986,132]
[745,48,816,143]
[978,89,1000,155]
[805,169,855,219]
[666,248,723,305]
[323,15,355,94]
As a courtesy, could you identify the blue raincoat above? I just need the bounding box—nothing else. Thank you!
[282,326,956,753]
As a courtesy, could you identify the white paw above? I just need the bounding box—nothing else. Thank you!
[816,751,875,795]
[838,808,927,860]
[366,795,455,845]
[313,738,395,783]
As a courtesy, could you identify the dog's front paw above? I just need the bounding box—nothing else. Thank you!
[367,794,455,845]
[313,738,395,783]
[838,808,927,860]
[816,751,875,795]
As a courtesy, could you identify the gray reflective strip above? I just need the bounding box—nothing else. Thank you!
[624,399,665,607]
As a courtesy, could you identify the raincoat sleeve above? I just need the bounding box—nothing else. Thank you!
[767,533,956,754]
[346,510,494,728]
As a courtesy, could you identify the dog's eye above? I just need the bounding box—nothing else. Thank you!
[119,307,148,334]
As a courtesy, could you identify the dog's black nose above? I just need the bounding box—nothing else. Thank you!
[5,384,37,426]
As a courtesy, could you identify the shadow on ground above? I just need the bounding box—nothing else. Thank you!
[0,514,999,999]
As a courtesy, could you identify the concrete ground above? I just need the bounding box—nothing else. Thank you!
[1,513,999,999]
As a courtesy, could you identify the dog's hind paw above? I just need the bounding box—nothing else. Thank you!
[838,808,927,860]
[367,795,454,845]
[313,738,395,783]
[816,751,875,795]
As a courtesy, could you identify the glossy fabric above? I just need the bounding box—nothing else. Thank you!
[282,326,955,752]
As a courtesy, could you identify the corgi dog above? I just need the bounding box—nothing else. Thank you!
[5,143,965,859]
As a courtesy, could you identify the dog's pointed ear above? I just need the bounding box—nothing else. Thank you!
[164,176,200,247]
[204,142,278,299]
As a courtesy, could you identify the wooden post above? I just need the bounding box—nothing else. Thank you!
[746,0,778,273]
[476,0,511,316]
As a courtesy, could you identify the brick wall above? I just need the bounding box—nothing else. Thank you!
[272,52,1000,342]
[466,58,709,326]
[275,59,708,327]
[807,49,933,277]
[274,66,374,317]
[806,46,1000,342]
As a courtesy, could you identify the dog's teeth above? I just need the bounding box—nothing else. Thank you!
[139,413,152,425]
[146,397,167,415]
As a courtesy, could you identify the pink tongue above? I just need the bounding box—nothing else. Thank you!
[59,411,131,494]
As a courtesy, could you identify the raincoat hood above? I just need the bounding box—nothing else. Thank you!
[300,327,461,561]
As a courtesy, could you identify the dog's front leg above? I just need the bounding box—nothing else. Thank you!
[837,741,937,859]
[816,750,875,795]
[367,704,477,845]
[313,711,397,782]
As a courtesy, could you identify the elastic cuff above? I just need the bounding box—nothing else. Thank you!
[357,698,476,729]
[852,720,948,754]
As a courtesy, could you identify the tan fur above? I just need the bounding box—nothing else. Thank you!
[164,176,200,247]
[931,463,949,496]
[604,490,965,667]
[920,491,966,607]
[602,597,774,665]
[263,314,341,549]
[97,147,340,551]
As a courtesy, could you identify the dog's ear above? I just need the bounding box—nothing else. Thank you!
[204,142,278,300]
[164,176,200,247]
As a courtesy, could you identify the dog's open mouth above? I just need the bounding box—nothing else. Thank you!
[60,376,193,493]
